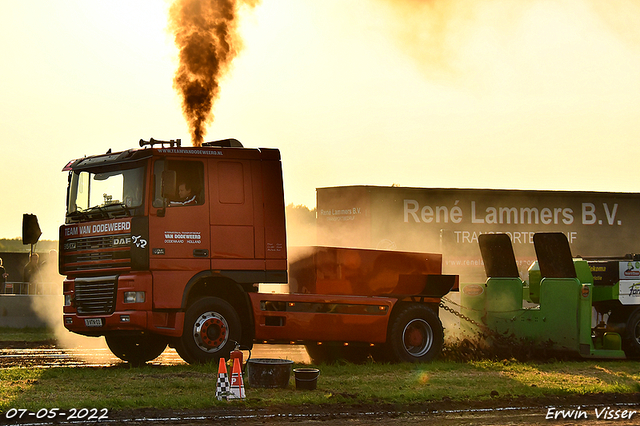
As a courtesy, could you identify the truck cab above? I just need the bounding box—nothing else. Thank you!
[60,139,287,364]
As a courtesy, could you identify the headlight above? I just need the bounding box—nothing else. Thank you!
[64,295,72,307]
[123,291,146,303]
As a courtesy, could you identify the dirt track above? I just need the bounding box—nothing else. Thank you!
[4,397,640,426]
[68,394,640,426]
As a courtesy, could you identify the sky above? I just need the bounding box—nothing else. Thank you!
[1,0,640,241]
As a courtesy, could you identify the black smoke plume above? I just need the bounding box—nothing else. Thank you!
[169,0,258,146]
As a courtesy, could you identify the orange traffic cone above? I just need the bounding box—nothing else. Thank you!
[215,358,231,401]
[229,357,246,399]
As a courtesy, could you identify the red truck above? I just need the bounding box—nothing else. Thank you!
[59,139,456,365]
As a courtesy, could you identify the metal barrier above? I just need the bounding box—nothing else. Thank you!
[2,281,60,296]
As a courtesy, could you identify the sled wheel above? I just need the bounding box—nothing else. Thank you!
[386,304,443,363]
[621,308,640,359]
[175,297,241,364]
[105,334,167,367]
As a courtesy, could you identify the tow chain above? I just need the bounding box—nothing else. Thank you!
[439,296,499,338]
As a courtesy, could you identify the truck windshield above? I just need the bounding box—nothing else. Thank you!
[67,166,145,219]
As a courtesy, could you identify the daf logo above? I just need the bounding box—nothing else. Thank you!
[112,237,132,247]
[63,242,76,250]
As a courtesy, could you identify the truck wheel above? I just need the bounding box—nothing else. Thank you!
[386,304,443,363]
[105,334,167,367]
[621,308,640,359]
[175,297,241,364]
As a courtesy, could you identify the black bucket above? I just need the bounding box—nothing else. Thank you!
[247,358,293,388]
[293,368,320,390]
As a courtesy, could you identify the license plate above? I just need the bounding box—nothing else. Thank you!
[84,318,103,327]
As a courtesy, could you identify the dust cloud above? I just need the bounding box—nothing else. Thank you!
[30,271,112,364]
[587,0,640,48]
[372,0,640,86]
[31,293,109,350]
[285,204,317,247]
[371,0,480,82]
[168,0,259,146]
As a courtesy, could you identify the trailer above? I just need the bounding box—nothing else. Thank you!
[459,232,640,359]
[58,139,456,365]
[317,186,640,282]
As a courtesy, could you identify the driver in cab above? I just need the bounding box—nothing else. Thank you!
[170,181,197,206]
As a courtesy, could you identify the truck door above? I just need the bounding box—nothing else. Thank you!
[149,158,210,308]
[208,159,261,270]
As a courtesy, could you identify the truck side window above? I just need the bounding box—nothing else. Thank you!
[153,160,205,207]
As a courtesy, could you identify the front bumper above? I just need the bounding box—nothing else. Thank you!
[63,310,184,337]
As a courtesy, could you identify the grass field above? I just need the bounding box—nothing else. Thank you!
[1,356,640,412]
[0,327,55,343]
[1,328,639,413]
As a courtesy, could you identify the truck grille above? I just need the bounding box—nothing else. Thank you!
[74,276,117,315]
[62,234,131,273]
[72,235,115,250]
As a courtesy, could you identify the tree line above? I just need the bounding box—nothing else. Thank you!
[0,239,58,253]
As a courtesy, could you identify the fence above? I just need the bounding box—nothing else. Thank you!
[2,281,60,296]
[0,251,59,295]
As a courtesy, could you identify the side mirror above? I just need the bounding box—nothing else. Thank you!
[157,170,177,217]
[162,170,177,199]
[22,214,42,245]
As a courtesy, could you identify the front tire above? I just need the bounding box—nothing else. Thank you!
[105,334,167,367]
[175,297,241,364]
[386,304,443,363]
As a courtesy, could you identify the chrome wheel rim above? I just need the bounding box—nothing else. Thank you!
[193,311,228,353]
[402,318,433,357]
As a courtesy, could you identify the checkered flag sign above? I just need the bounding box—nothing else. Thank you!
[215,358,232,401]
[229,357,246,399]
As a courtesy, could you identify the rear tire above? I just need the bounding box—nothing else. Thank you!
[105,334,167,367]
[175,297,241,364]
[386,304,443,363]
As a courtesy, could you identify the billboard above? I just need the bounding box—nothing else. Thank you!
[317,186,640,282]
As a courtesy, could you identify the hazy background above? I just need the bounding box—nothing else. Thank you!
[2,0,640,241]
